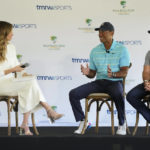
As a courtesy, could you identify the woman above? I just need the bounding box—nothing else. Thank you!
[0,21,63,135]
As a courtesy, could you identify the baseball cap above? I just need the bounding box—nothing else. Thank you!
[95,22,114,32]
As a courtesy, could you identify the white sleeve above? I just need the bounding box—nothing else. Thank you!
[12,45,20,66]
[0,71,5,77]
[12,45,27,76]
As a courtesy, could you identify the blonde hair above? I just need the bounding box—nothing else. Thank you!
[0,21,13,62]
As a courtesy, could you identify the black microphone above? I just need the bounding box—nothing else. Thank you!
[148,31,150,34]
[106,50,110,53]
[20,63,30,68]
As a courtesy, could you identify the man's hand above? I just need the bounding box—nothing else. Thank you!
[81,64,90,76]
[144,81,150,91]
[107,64,112,78]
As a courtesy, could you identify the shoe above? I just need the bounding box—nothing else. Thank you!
[116,122,126,135]
[74,120,89,134]
[47,108,63,123]
[19,124,33,136]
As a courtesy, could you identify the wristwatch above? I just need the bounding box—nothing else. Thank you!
[144,80,149,83]
[112,72,116,78]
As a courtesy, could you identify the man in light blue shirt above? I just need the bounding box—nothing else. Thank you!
[69,22,130,135]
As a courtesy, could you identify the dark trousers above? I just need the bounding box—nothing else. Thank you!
[127,83,150,123]
[69,79,125,125]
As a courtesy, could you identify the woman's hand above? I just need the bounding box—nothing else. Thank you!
[12,65,24,72]
[22,73,33,77]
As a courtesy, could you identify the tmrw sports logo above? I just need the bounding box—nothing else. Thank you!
[113,0,135,15]
[72,58,89,63]
[78,18,95,33]
[37,75,72,81]
[107,109,136,115]
[13,24,37,29]
[36,5,72,11]
[43,35,65,50]
[117,40,142,45]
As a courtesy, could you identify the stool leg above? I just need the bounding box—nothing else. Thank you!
[146,121,149,135]
[81,99,89,134]
[15,112,19,134]
[31,113,39,135]
[125,114,131,135]
[7,98,11,136]
[126,121,131,135]
[132,111,139,136]
[146,101,150,135]
[111,100,115,135]
[95,101,99,133]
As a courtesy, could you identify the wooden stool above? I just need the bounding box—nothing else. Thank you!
[132,95,150,136]
[0,96,39,136]
[81,63,132,135]
[81,93,130,135]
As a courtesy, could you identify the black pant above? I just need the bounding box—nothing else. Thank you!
[127,83,150,122]
[69,79,125,125]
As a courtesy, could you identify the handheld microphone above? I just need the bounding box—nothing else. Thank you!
[20,63,30,68]
[148,31,150,34]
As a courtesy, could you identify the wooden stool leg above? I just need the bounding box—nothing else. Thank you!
[132,111,139,136]
[15,112,19,134]
[146,121,149,135]
[31,113,39,135]
[126,121,131,135]
[7,98,11,136]
[95,101,99,133]
[81,99,89,134]
[111,100,115,135]
[125,114,131,135]
[146,101,150,135]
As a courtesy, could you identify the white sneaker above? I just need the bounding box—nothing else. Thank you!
[74,120,88,134]
[116,122,126,135]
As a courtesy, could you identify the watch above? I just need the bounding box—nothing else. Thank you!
[112,72,116,78]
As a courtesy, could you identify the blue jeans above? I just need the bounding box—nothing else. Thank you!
[127,83,150,122]
[69,79,125,125]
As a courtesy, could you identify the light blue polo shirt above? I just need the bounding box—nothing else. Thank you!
[89,40,130,81]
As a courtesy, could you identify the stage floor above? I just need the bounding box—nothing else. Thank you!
[0,127,150,150]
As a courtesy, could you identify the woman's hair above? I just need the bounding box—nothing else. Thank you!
[0,21,13,62]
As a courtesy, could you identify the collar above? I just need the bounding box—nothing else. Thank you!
[101,40,116,51]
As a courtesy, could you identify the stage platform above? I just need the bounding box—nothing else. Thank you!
[0,127,150,150]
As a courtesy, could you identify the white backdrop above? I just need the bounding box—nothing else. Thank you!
[0,0,150,127]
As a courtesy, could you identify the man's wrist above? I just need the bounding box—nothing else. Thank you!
[144,80,149,83]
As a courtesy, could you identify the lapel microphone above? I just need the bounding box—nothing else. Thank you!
[106,50,110,53]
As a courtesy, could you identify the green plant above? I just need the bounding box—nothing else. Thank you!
[120,1,126,8]
[50,36,57,43]
[86,19,92,26]
[17,54,22,59]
